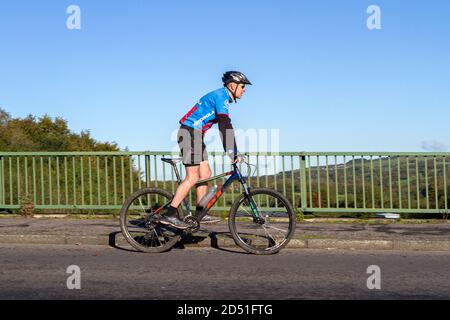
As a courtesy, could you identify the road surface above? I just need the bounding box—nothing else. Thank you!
[0,244,449,300]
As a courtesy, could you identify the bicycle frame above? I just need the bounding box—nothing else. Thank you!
[169,162,262,221]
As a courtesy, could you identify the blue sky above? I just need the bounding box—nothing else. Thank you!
[1,0,449,153]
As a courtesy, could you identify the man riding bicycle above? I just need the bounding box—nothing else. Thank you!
[159,71,252,229]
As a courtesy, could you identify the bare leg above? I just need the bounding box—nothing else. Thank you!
[196,161,212,205]
[170,166,200,208]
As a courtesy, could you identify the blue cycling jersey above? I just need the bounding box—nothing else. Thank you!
[179,87,232,132]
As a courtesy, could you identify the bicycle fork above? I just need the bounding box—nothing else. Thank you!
[238,177,265,225]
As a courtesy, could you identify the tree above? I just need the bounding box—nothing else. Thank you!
[0,108,119,152]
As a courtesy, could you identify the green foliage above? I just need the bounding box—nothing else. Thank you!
[0,108,133,212]
[19,195,34,217]
[0,107,119,152]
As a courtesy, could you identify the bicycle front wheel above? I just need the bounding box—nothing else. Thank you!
[119,188,183,253]
[228,188,296,255]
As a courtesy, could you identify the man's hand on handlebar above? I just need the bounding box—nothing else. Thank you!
[233,154,247,164]
[227,150,246,164]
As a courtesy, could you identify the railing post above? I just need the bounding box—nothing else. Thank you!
[300,153,307,211]
[0,156,4,206]
[145,154,151,188]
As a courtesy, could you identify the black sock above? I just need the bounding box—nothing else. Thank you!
[196,206,204,214]
[166,205,178,217]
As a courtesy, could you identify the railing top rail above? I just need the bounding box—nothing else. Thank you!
[0,151,449,157]
[301,152,450,157]
[0,151,171,156]
[0,151,300,156]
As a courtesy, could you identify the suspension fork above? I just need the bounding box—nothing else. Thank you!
[241,181,264,223]
[236,166,265,224]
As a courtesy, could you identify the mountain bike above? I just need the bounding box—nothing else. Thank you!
[119,157,296,255]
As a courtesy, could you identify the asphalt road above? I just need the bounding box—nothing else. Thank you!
[0,244,449,300]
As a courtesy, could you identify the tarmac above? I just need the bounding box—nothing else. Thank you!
[0,216,449,251]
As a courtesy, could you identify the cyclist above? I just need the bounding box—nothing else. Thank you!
[159,71,252,229]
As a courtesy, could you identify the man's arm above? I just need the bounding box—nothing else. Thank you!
[217,114,238,160]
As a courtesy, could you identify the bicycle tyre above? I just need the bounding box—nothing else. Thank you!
[119,188,183,253]
[228,188,296,255]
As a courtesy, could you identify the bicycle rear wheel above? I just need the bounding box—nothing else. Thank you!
[119,188,183,253]
[228,188,296,255]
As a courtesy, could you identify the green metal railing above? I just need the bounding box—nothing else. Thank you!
[300,152,449,214]
[0,152,449,215]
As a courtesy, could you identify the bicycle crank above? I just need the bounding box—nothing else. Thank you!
[183,216,200,233]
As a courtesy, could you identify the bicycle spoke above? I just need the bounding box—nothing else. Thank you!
[137,197,146,212]
[262,224,289,235]
[262,227,278,246]
[129,220,145,228]
[152,228,163,246]
[262,225,282,245]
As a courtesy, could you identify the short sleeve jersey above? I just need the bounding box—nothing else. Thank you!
[179,87,232,132]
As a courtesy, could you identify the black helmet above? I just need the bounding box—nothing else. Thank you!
[222,71,252,86]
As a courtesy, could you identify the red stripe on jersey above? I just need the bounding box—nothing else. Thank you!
[180,105,198,124]
[202,122,214,132]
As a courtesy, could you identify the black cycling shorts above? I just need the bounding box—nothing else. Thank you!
[177,125,208,166]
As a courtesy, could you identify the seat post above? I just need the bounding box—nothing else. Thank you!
[172,162,182,184]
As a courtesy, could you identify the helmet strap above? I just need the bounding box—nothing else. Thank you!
[226,83,238,103]
[233,85,239,103]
